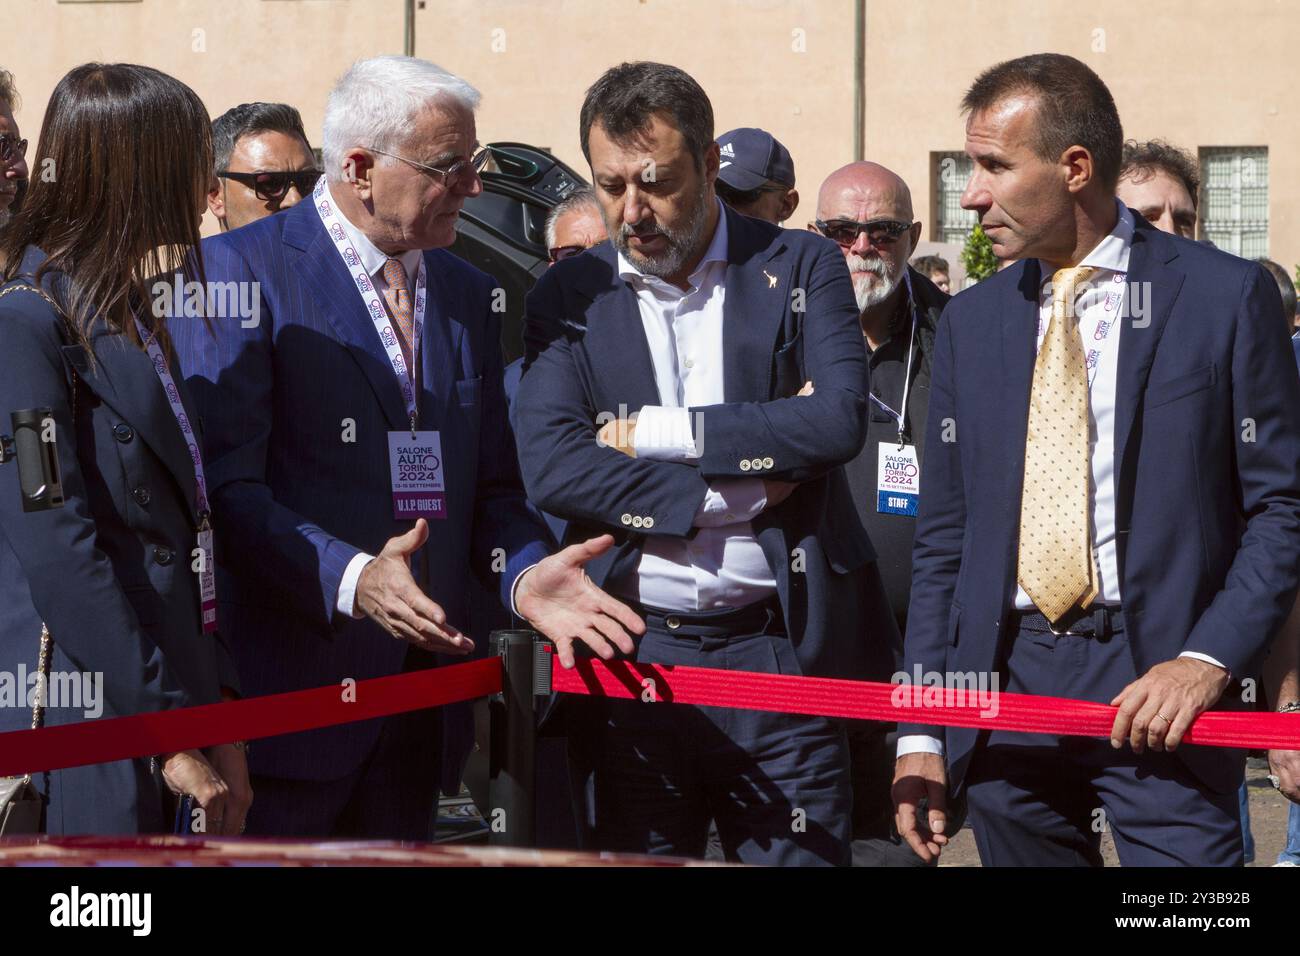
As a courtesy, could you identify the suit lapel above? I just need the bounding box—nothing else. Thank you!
[722,208,791,402]
[1113,223,1182,496]
[287,202,408,430]
[999,260,1042,592]
[575,244,662,411]
[417,252,457,430]
[1001,259,1041,477]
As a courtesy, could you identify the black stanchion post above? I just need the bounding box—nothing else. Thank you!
[487,629,544,847]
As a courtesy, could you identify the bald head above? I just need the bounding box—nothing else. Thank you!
[816,161,914,223]
[811,161,921,318]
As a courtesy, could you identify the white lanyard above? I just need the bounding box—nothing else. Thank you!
[137,322,210,518]
[137,320,219,634]
[868,270,919,447]
[313,177,428,431]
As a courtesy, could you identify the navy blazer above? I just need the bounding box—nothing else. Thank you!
[171,198,550,782]
[513,203,896,681]
[0,249,238,833]
[904,216,1300,795]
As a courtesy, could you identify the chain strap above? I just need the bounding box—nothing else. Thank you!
[16,625,52,788]
[0,281,60,310]
[32,625,50,732]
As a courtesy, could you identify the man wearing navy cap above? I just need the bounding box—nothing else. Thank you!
[715,127,799,224]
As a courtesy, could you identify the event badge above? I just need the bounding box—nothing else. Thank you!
[197,518,218,634]
[876,442,920,516]
[389,430,447,520]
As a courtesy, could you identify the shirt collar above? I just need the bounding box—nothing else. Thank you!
[324,182,424,282]
[616,197,730,287]
[1037,198,1134,284]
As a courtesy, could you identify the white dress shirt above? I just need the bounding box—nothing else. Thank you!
[898,202,1222,760]
[1011,201,1135,610]
[323,183,445,619]
[612,200,777,611]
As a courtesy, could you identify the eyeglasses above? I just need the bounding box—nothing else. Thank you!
[548,244,588,263]
[0,134,28,164]
[814,218,915,248]
[366,145,491,188]
[218,169,322,202]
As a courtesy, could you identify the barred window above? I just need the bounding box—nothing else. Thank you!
[1199,147,1268,258]
[932,152,978,245]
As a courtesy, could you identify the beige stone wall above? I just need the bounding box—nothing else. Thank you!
[6,0,1299,266]
[862,0,1300,270]
[4,0,408,235]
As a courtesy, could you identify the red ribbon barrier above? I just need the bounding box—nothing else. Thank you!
[0,657,501,777]
[4,647,1299,780]
[549,654,1300,751]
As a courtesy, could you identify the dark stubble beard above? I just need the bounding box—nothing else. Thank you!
[613,176,711,280]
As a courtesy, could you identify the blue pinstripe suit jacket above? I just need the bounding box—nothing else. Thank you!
[172,198,549,781]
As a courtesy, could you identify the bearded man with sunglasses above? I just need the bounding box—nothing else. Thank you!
[209,102,321,231]
[173,56,644,840]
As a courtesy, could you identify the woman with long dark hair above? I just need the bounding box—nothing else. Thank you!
[0,63,251,835]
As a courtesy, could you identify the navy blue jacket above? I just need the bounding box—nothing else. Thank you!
[904,217,1300,795]
[171,198,550,782]
[513,203,896,681]
[0,248,238,833]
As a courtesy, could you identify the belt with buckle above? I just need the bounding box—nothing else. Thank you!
[1014,605,1124,637]
[631,596,783,637]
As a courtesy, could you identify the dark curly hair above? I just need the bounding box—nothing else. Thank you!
[1120,139,1200,210]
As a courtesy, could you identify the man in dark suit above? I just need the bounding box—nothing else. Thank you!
[894,53,1300,866]
[513,62,893,866]
[173,55,642,840]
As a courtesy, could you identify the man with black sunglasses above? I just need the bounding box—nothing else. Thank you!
[809,160,957,867]
[544,186,608,265]
[209,101,320,231]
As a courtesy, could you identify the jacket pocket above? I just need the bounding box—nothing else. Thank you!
[1146,363,1216,409]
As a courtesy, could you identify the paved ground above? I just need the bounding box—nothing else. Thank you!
[937,759,1296,866]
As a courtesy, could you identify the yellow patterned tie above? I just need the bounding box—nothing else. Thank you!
[382,257,415,379]
[1017,265,1099,624]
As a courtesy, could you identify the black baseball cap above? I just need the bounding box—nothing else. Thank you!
[716,128,795,191]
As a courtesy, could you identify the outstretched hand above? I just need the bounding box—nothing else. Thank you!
[515,534,646,668]
[356,519,472,654]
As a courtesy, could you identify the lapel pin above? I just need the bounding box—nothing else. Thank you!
[763,269,778,289]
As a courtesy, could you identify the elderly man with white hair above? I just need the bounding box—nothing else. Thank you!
[173,56,643,839]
